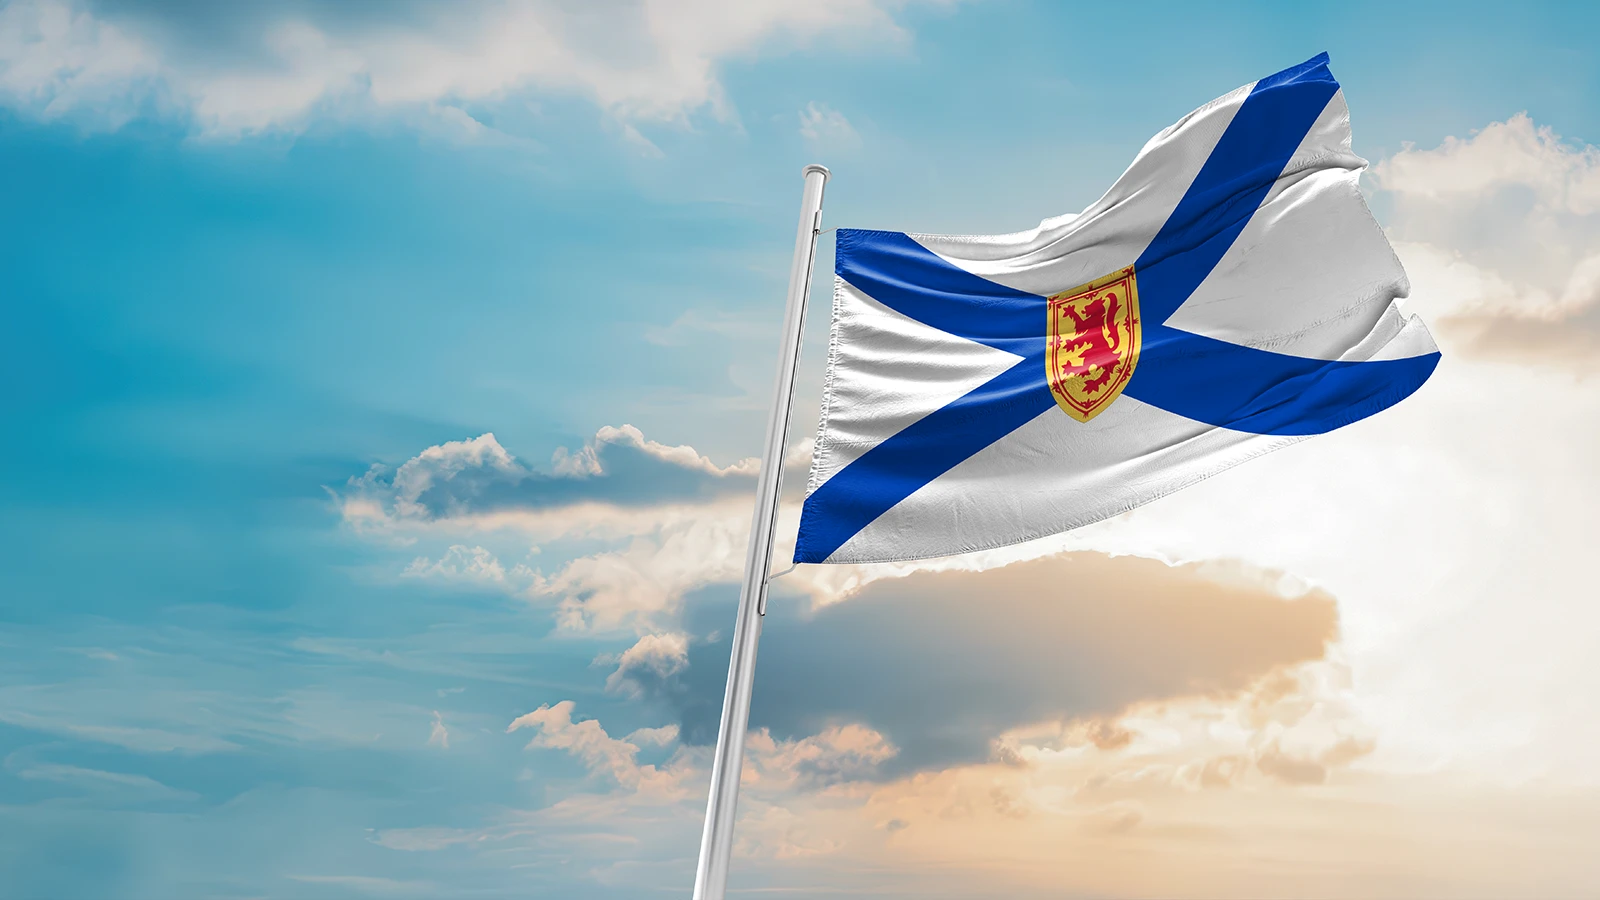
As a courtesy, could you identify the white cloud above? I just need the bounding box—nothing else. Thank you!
[339,426,763,632]
[0,0,164,129]
[403,544,526,587]
[428,711,450,750]
[1372,113,1600,365]
[626,723,681,747]
[1374,113,1600,217]
[388,433,520,520]
[507,700,693,797]
[798,100,859,148]
[370,828,479,852]
[341,427,756,533]
[0,0,938,139]
[9,761,198,800]
[287,874,437,896]
[0,704,241,754]
[532,512,750,632]
[604,632,691,696]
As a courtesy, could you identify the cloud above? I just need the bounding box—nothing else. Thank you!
[507,700,692,797]
[342,423,1078,635]
[798,100,860,148]
[0,0,936,138]
[339,426,777,632]
[840,659,1386,891]
[0,705,242,754]
[625,723,681,747]
[287,874,437,896]
[403,545,528,587]
[370,828,480,853]
[505,699,897,806]
[664,552,1338,774]
[8,761,198,801]
[475,655,1386,894]
[745,723,897,790]
[604,632,690,696]
[0,0,163,130]
[427,711,449,749]
[345,427,756,527]
[1373,113,1600,367]
[532,514,751,632]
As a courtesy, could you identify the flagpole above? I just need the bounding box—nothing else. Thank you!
[691,164,829,900]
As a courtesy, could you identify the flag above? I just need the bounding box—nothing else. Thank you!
[794,53,1439,565]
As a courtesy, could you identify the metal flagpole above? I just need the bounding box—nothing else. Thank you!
[691,164,830,900]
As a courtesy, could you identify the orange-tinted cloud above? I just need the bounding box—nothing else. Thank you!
[668,552,1338,773]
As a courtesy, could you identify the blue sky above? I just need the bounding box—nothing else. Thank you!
[4,2,1600,898]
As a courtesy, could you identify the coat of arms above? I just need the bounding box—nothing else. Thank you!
[1046,266,1141,422]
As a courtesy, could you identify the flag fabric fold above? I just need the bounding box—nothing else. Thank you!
[795,53,1440,565]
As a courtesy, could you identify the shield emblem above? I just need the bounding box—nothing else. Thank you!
[1046,266,1141,422]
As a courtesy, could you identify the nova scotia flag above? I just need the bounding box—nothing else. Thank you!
[795,53,1440,564]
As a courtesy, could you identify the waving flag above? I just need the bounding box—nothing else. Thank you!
[795,53,1439,565]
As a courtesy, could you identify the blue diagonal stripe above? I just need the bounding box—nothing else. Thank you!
[834,229,1044,356]
[793,353,1055,565]
[1130,325,1438,435]
[1132,52,1339,323]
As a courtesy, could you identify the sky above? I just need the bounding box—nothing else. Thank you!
[2,1,1599,897]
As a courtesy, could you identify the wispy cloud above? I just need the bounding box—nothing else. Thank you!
[798,101,861,149]
[7,760,199,801]
[0,705,242,754]
[287,874,438,896]
[427,711,450,750]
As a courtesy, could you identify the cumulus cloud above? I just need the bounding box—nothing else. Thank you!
[344,427,755,527]
[846,658,1383,886]
[604,632,690,696]
[0,0,936,138]
[532,514,752,632]
[625,723,681,747]
[341,426,783,632]
[662,552,1339,773]
[508,699,693,797]
[1374,113,1600,367]
[477,656,1384,893]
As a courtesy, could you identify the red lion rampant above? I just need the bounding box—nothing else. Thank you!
[1058,291,1124,396]
[1046,267,1141,423]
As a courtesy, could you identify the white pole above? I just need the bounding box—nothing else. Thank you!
[690,164,830,900]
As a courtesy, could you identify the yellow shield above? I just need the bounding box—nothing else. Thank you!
[1046,266,1141,422]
